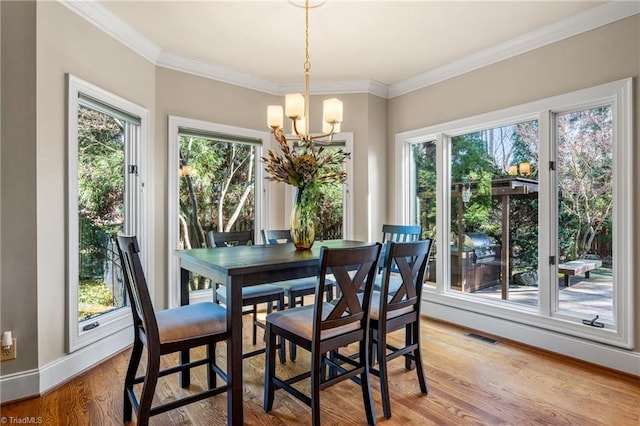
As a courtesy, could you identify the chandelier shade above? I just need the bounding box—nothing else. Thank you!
[267,0,342,145]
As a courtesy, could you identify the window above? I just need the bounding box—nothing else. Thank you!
[168,117,269,306]
[67,75,150,352]
[397,78,633,348]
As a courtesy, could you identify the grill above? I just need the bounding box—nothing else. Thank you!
[463,232,498,264]
[452,232,501,292]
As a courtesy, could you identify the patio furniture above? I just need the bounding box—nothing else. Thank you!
[558,259,603,286]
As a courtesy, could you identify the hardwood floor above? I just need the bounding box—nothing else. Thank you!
[2,318,638,425]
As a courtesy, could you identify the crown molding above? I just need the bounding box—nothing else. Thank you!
[388,1,640,98]
[60,0,638,99]
[278,80,389,98]
[156,51,282,95]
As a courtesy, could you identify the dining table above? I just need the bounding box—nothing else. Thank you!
[176,239,370,426]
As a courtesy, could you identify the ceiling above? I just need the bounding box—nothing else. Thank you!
[80,1,629,94]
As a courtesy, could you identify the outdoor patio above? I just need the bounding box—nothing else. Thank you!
[474,268,613,322]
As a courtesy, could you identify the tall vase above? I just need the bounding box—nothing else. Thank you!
[290,186,315,251]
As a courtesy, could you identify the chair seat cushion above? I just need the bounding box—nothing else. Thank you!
[216,283,284,304]
[367,290,414,321]
[373,273,403,293]
[272,277,318,292]
[156,302,227,344]
[266,303,359,341]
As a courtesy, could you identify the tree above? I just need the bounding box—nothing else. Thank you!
[77,105,124,280]
[557,106,613,259]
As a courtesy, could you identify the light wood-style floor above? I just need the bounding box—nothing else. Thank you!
[2,318,638,425]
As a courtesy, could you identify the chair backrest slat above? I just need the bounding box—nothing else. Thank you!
[116,234,159,345]
[379,224,423,272]
[379,240,432,318]
[262,229,292,245]
[381,224,422,243]
[209,230,254,247]
[313,244,381,336]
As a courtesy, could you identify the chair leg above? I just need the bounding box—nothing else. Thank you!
[252,304,259,346]
[123,339,143,423]
[405,323,416,370]
[137,351,160,426]
[263,323,277,412]
[360,340,377,425]
[277,296,286,364]
[311,350,323,426]
[411,321,429,394]
[207,342,217,389]
[377,329,392,419]
[288,292,299,361]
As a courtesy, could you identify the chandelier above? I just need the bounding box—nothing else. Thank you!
[267,0,343,146]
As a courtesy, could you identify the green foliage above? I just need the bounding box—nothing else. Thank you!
[77,105,124,280]
[180,136,255,251]
[78,280,115,321]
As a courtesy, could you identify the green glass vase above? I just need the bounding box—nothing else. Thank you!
[290,186,315,251]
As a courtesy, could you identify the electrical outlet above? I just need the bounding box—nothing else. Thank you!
[1,338,17,361]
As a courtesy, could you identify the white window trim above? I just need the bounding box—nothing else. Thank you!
[395,78,633,350]
[167,116,269,308]
[66,74,152,352]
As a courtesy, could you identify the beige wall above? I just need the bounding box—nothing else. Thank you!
[387,15,640,354]
[1,0,38,375]
[33,2,157,367]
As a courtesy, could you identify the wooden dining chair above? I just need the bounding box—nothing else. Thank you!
[263,243,382,426]
[369,239,432,419]
[261,229,335,361]
[374,224,423,292]
[116,234,229,426]
[209,230,286,362]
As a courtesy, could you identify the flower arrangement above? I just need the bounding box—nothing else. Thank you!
[262,128,350,249]
[262,129,350,189]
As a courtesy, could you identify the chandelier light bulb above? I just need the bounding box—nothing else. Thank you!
[267,105,284,129]
[285,93,304,119]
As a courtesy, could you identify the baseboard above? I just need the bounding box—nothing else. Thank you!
[423,300,640,376]
[0,368,40,404]
[0,326,133,404]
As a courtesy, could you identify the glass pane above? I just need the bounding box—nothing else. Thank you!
[179,135,256,291]
[449,121,539,307]
[315,144,345,240]
[411,140,437,286]
[556,106,613,322]
[77,104,126,321]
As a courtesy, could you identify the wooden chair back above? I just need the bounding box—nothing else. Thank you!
[116,234,160,347]
[379,239,432,320]
[209,230,254,247]
[381,224,422,243]
[379,224,423,272]
[313,243,382,342]
[262,229,292,245]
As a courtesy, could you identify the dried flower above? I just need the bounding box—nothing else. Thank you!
[262,128,350,189]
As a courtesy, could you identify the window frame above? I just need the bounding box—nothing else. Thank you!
[167,116,269,307]
[396,78,633,349]
[66,74,151,352]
